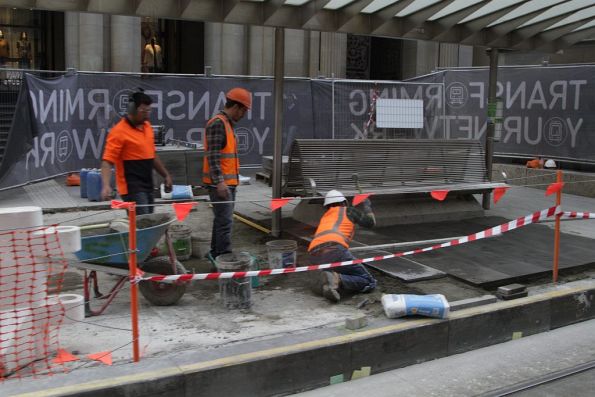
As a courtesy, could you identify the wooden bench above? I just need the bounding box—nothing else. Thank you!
[283,139,506,198]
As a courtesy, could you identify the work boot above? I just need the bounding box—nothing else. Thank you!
[205,252,218,272]
[321,271,340,303]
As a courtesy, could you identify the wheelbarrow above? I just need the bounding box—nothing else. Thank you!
[73,213,188,316]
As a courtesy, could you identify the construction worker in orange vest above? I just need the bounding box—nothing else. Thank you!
[203,87,252,262]
[309,190,377,302]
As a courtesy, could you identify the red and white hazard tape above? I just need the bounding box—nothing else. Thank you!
[136,206,560,283]
[560,211,595,219]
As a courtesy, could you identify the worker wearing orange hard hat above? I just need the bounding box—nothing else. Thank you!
[203,87,252,263]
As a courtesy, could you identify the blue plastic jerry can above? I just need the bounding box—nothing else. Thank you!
[86,169,103,202]
[80,168,89,198]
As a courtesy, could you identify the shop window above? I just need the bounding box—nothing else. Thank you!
[141,18,164,73]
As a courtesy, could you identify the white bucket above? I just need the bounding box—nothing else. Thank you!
[168,224,192,260]
[215,253,252,309]
[191,235,210,258]
[265,240,297,269]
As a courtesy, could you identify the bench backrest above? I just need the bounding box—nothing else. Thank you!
[284,139,490,196]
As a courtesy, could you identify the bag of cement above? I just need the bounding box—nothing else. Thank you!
[239,174,251,185]
[160,184,193,200]
[381,294,450,319]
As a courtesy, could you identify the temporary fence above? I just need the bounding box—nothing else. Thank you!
[329,79,446,140]
[2,171,595,381]
[0,224,68,378]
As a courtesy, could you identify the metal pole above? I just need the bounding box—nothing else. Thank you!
[128,203,140,362]
[350,232,501,252]
[553,170,562,283]
[271,27,285,237]
[482,48,499,210]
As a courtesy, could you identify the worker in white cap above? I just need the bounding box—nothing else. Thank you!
[544,159,557,169]
[308,190,377,302]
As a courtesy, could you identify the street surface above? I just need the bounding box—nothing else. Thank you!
[296,318,595,397]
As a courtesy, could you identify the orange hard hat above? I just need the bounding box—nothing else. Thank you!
[226,87,252,109]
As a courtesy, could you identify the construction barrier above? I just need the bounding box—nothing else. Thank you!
[137,206,560,283]
[0,216,79,379]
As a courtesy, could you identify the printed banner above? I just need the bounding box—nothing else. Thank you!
[416,66,595,162]
[0,73,317,188]
[1,65,594,189]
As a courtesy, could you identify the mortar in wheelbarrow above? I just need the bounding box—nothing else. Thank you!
[75,213,175,268]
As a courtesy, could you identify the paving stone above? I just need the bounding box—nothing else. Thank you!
[497,283,527,296]
[345,315,368,330]
[450,295,498,311]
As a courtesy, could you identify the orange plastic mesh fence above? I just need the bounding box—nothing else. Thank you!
[0,225,68,380]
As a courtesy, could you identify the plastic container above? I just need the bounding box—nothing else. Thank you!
[266,240,297,269]
[240,251,259,288]
[191,235,210,259]
[168,224,192,260]
[86,169,103,202]
[215,252,252,309]
[79,168,89,198]
[160,184,193,200]
[381,294,450,319]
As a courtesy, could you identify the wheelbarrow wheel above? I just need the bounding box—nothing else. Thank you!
[139,256,187,306]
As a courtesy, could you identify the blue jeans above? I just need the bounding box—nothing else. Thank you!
[208,186,236,257]
[121,191,154,215]
[309,245,377,293]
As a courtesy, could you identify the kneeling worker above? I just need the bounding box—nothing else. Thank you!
[309,190,377,302]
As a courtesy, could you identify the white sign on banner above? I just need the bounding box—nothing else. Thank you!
[376,98,424,129]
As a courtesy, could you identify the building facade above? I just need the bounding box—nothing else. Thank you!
[1,7,594,79]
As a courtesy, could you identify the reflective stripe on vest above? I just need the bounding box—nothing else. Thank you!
[202,114,239,186]
[308,207,355,251]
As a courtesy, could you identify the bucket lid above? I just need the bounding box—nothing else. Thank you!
[265,240,297,249]
[216,252,252,271]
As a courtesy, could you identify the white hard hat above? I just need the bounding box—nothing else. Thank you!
[324,190,347,206]
[544,159,557,169]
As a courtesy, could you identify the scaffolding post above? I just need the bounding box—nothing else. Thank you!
[553,170,563,283]
[271,27,285,237]
[482,48,499,210]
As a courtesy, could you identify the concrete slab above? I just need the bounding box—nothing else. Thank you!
[355,250,446,281]
[447,297,551,355]
[550,288,595,329]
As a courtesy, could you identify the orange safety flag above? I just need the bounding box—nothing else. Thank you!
[53,349,80,364]
[270,198,293,211]
[353,193,372,207]
[111,200,133,209]
[493,187,509,204]
[430,190,449,201]
[87,351,113,366]
[545,182,564,196]
[172,202,197,221]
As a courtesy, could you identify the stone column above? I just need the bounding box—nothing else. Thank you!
[110,15,140,72]
[64,12,79,69]
[415,40,439,76]
[221,23,247,75]
[284,28,308,77]
[248,25,274,76]
[316,32,347,78]
[78,13,104,71]
[204,22,222,74]
[439,43,460,68]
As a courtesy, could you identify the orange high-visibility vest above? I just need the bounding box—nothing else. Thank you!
[308,207,355,251]
[203,114,239,186]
